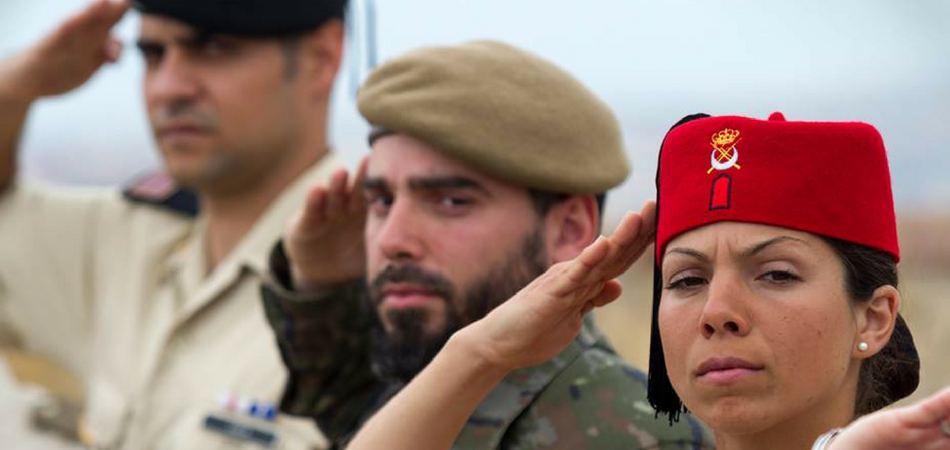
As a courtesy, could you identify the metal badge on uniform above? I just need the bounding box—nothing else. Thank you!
[202,392,281,447]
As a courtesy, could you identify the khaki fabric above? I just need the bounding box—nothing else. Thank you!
[0,154,343,450]
[358,40,630,194]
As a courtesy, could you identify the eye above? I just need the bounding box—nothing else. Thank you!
[665,274,708,290]
[758,270,801,284]
[438,195,471,208]
[365,193,393,215]
[430,193,475,215]
[199,39,230,56]
[137,43,164,67]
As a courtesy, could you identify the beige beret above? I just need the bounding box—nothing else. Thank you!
[357,40,629,194]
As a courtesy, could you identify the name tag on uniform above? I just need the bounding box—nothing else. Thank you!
[202,392,282,447]
[203,414,277,447]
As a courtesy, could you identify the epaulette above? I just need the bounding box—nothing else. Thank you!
[122,172,199,217]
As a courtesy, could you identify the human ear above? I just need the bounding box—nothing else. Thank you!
[543,195,598,264]
[301,19,344,97]
[853,285,900,358]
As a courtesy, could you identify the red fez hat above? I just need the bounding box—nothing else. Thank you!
[655,111,899,262]
[647,112,915,423]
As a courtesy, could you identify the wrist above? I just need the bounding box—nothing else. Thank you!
[0,54,41,105]
[449,323,514,382]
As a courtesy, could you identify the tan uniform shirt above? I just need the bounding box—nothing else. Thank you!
[0,154,342,450]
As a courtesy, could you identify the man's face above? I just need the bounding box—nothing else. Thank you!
[363,134,549,381]
[138,15,306,193]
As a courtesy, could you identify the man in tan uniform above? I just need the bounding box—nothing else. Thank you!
[0,0,348,448]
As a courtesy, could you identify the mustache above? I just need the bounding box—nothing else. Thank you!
[369,264,455,305]
[152,103,219,130]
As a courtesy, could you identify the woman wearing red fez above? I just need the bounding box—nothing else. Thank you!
[344,113,950,450]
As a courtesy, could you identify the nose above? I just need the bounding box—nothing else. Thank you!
[373,198,425,263]
[699,273,751,339]
[144,49,201,108]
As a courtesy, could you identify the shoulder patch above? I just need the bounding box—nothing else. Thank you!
[122,172,199,217]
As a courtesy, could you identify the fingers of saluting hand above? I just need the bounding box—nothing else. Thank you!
[550,202,657,299]
[577,202,655,284]
[68,0,129,35]
[612,201,656,275]
[348,157,369,214]
[325,169,350,217]
[896,385,950,430]
[297,185,329,231]
[98,1,130,26]
[590,279,623,308]
[104,36,123,62]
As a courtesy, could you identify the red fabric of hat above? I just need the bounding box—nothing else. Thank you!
[655,112,899,262]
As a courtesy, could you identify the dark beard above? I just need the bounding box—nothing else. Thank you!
[366,228,548,383]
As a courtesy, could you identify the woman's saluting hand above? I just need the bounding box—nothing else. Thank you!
[461,201,656,373]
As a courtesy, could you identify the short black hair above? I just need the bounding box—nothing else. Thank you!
[277,34,304,80]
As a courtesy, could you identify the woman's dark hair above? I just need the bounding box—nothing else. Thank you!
[820,236,920,416]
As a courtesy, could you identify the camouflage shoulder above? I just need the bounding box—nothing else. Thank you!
[122,172,198,217]
[501,347,714,450]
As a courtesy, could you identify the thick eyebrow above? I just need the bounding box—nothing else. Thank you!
[664,235,807,263]
[178,30,215,47]
[407,176,486,193]
[362,175,491,197]
[134,38,163,53]
[664,247,710,263]
[135,30,219,52]
[739,236,807,259]
[362,177,389,191]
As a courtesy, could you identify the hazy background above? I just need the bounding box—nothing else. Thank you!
[2,0,947,404]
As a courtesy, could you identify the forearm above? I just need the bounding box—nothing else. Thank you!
[0,55,35,191]
[346,329,510,450]
[262,241,382,442]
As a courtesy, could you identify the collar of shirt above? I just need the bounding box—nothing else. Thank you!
[161,152,345,314]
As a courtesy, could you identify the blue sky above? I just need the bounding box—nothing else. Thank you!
[2,0,948,219]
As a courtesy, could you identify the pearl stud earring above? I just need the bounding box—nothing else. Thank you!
[858,342,869,352]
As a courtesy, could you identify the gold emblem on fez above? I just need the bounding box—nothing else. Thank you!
[708,128,742,174]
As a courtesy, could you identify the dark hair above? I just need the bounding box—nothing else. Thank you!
[648,114,711,424]
[528,190,607,230]
[277,34,304,80]
[820,236,920,416]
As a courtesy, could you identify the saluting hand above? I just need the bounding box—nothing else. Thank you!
[286,158,369,292]
[461,201,657,372]
[828,385,950,450]
[0,0,130,103]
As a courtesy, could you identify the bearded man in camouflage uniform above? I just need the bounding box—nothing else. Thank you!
[261,41,714,450]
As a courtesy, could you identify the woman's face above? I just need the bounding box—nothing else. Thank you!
[658,222,862,434]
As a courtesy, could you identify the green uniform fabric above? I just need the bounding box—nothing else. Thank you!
[262,243,714,450]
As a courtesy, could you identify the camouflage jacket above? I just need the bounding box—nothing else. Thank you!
[261,244,714,450]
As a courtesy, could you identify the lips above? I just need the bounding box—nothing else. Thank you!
[158,123,211,136]
[380,283,440,308]
[695,356,763,384]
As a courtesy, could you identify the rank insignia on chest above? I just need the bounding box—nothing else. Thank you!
[202,392,280,447]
